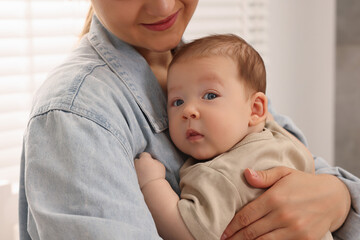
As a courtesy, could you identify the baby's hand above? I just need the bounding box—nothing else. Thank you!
[134,152,166,189]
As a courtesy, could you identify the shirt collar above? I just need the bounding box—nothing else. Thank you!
[87,15,168,133]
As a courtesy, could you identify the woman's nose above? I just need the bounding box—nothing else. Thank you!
[182,104,200,120]
[145,0,175,17]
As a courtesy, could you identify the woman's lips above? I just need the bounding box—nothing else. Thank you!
[142,10,180,31]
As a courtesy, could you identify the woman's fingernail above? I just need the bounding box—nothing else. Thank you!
[248,168,258,178]
[220,233,227,240]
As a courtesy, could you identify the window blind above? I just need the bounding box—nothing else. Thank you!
[183,0,269,59]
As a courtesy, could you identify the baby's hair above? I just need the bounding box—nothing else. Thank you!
[170,34,266,94]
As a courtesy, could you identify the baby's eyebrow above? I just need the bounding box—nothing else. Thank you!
[166,85,183,102]
[199,73,225,87]
[167,85,181,94]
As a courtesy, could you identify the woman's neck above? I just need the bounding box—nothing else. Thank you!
[135,47,173,94]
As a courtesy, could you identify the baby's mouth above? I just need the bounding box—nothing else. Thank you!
[186,129,204,140]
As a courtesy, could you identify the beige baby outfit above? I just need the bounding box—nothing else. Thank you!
[178,120,333,240]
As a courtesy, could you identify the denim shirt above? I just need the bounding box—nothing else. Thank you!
[19,15,360,240]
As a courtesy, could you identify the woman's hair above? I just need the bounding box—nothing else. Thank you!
[80,5,94,38]
[170,34,266,94]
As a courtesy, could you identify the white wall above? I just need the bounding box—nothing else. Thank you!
[266,0,336,164]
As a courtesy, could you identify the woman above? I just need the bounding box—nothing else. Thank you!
[19,0,359,239]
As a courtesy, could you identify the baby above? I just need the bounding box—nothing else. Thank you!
[135,34,332,240]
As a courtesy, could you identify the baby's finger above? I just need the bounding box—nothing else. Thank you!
[139,152,152,159]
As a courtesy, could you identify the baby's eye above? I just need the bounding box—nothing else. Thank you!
[203,92,218,100]
[172,99,184,107]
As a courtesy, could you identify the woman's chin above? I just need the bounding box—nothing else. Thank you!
[152,39,182,52]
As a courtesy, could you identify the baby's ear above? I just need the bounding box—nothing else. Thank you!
[249,92,268,126]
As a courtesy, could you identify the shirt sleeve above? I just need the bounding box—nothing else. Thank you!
[268,99,360,239]
[315,156,360,240]
[19,110,161,240]
[177,165,243,240]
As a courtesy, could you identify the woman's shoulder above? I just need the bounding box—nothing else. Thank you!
[29,33,167,135]
[29,40,134,127]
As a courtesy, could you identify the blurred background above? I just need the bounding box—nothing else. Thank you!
[0,0,359,239]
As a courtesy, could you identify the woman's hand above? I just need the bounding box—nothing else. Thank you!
[221,167,351,240]
[134,152,166,189]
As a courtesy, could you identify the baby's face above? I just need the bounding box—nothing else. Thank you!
[167,56,252,160]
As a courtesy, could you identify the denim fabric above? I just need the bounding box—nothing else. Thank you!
[19,15,360,239]
[19,15,184,240]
